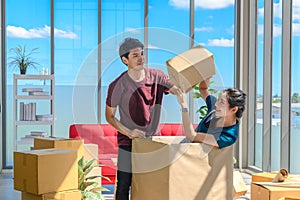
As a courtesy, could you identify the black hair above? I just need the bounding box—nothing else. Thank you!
[223,88,247,118]
[119,37,144,60]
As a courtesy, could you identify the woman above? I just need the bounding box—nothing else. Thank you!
[176,77,247,149]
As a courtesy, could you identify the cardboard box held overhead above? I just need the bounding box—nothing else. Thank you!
[167,46,215,92]
[14,148,78,195]
[131,136,233,200]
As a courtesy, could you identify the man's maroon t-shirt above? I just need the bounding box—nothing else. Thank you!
[106,68,174,146]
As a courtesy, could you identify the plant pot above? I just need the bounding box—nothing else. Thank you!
[20,69,26,75]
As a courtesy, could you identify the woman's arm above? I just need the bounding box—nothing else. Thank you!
[176,90,217,146]
[199,77,211,101]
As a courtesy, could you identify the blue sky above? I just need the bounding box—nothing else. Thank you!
[5,0,300,95]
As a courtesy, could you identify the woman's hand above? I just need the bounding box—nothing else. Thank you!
[176,88,188,109]
[198,77,211,91]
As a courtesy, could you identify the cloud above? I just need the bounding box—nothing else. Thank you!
[207,38,234,47]
[169,0,234,10]
[124,28,141,34]
[6,25,78,39]
[257,24,283,37]
[195,27,213,32]
[258,0,300,21]
[293,23,300,35]
[273,24,282,37]
[148,44,160,49]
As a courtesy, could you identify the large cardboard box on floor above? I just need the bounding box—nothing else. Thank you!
[33,137,84,162]
[21,189,81,200]
[131,136,233,200]
[166,46,215,92]
[251,172,300,200]
[14,148,78,195]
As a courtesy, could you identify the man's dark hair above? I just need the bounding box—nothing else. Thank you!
[119,37,144,59]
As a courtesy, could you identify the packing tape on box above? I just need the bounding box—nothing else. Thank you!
[272,168,289,182]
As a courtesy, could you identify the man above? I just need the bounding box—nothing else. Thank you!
[105,37,179,200]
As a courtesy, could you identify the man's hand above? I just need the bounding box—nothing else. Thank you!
[128,129,146,139]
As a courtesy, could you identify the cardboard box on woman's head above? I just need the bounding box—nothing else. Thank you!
[167,45,216,92]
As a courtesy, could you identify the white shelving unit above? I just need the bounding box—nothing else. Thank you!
[13,74,55,151]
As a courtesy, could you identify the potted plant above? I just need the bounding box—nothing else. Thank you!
[8,45,40,74]
[78,156,110,200]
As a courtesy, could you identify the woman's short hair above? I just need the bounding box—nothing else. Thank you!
[224,88,247,118]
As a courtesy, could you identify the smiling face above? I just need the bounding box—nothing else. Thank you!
[215,92,237,118]
[121,47,144,70]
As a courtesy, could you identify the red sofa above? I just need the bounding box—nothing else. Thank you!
[69,123,190,184]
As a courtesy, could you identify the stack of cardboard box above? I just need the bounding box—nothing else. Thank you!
[251,171,300,200]
[14,137,101,200]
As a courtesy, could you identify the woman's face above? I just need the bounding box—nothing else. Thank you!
[215,92,236,118]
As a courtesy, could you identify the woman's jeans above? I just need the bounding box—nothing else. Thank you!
[115,145,132,200]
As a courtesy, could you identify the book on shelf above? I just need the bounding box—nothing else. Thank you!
[22,88,43,92]
[28,91,49,96]
[30,131,48,137]
[36,114,53,121]
[19,102,37,121]
[19,102,24,121]
[31,102,36,121]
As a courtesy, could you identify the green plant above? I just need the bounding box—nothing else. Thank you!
[8,45,40,74]
[78,156,110,200]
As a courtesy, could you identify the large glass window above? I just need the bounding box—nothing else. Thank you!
[148,0,189,123]
[271,0,281,171]
[194,1,235,123]
[100,0,144,124]
[255,0,264,169]
[54,0,98,135]
[5,0,50,166]
[290,0,300,174]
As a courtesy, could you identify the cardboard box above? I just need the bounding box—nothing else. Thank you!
[14,148,78,195]
[233,170,248,199]
[86,166,102,191]
[84,143,98,165]
[33,137,84,162]
[167,46,215,92]
[21,190,82,200]
[251,182,300,200]
[252,172,300,183]
[131,136,233,200]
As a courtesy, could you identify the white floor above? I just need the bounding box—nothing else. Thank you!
[0,169,251,200]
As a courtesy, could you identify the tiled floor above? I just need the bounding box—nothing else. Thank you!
[0,169,251,200]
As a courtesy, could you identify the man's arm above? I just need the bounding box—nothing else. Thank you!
[105,105,145,139]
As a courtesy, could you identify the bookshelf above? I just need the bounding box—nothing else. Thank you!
[13,74,55,151]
